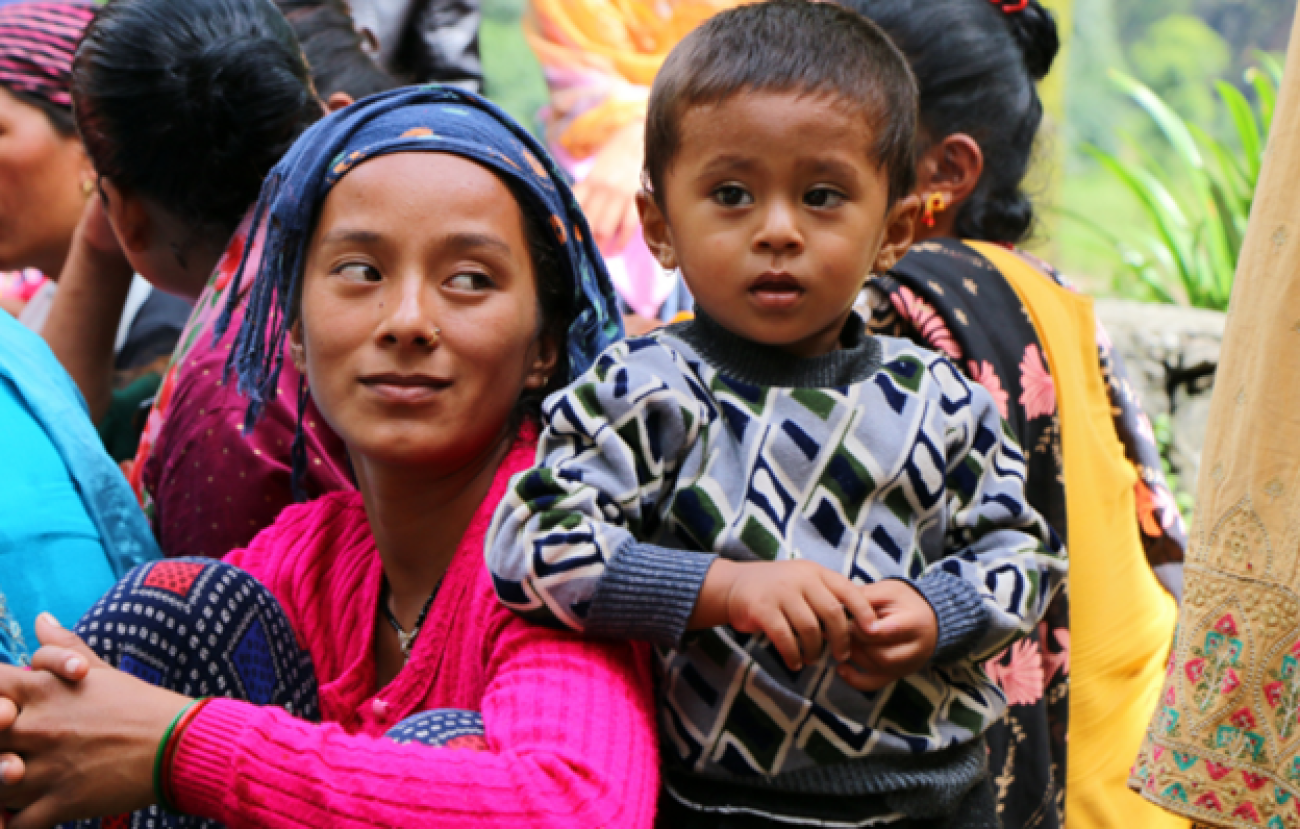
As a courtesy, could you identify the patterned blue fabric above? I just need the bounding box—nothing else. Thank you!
[220,85,624,428]
[0,312,159,664]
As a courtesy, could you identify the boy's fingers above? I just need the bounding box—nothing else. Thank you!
[783,600,824,667]
[827,580,877,636]
[807,584,851,662]
[836,661,894,692]
[760,612,803,672]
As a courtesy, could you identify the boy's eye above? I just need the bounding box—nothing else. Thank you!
[335,263,381,283]
[445,272,494,291]
[712,185,753,208]
[804,188,846,209]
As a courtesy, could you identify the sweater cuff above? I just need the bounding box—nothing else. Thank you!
[169,698,252,821]
[911,571,990,665]
[586,540,715,647]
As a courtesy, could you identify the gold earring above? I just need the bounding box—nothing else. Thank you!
[81,178,95,198]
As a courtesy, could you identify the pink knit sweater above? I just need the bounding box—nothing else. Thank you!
[169,439,660,828]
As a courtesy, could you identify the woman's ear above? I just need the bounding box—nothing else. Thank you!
[873,193,920,274]
[636,189,677,271]
[325,91,354,113]
[289,319,307,374]
[918,133,984,215]
[524,332,562,391]
[98,177,151,255]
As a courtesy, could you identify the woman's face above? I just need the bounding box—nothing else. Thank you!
[296,152,556,473]
[0,86,90,275]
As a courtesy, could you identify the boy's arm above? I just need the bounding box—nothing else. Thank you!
[918,366,1067,666]
[486,341,714,646]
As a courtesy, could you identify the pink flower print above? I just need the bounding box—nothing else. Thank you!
[1185,658,1206,683]
[1018,344,1056,419]
[1222,669,1242,696]
[1229,706,1256,730]
[1136,411,1157,444]
[1232,802,1262,822]
[1216,615,1239,637]
[986,639,1045,706]
[890,286,960,359]
[1266,681,1285,708]
[967,361,1009,419]
[1040,623,1069,683]
[1242,771,1268,791]
[1204,763,1232,782]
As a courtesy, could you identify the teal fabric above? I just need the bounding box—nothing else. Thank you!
[0,312,159,663]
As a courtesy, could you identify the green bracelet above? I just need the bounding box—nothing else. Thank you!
[153,699,201,814]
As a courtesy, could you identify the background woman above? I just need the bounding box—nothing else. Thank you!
[0,1,190,458]
[49,0,396,557]
[842,0,1187,827]
[0,87,652,829]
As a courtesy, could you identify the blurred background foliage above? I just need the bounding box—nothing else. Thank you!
[1054,0,1291,301]
[476,0,1294,306]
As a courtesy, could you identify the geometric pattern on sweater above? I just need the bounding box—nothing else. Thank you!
[487,322,1066,781]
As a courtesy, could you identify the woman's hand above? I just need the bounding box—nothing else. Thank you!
[0,615,190,829]
[837,580,939,691]
[572,120,645,253]
[691,559,878,672]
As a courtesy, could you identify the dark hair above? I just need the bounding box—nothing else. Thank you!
[840,0,1059,243]
[645,0,917,207]
[72,0,322,239]
[275,0,396,101]
[6,87,75,137]
[509,180,575,426]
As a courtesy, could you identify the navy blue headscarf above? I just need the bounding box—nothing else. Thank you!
[219,85,624,430]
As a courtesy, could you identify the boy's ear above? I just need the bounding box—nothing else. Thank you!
[874,193,920,274]
[99,177,150,255]
[636,189,678,271]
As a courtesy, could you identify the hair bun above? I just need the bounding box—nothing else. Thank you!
[1002,0,1059,81]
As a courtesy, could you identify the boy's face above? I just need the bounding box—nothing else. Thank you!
[640,91,917,358]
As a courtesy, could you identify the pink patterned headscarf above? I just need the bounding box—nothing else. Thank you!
[0,2,95,110]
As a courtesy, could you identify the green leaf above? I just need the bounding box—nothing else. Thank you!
[1216,81,1263,181]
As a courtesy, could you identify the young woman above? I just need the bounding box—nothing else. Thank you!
[0,87,652,829]
[842,1,1187,827]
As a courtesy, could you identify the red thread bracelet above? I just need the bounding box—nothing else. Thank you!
[161,697,212,812]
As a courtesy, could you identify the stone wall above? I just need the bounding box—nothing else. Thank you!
[1094,299,1226,490]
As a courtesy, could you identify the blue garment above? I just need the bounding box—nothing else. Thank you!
[221,85,624,427]
[0,312,159,663]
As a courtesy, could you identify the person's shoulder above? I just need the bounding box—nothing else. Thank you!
[868,335,984,409]
[229,492,369,577]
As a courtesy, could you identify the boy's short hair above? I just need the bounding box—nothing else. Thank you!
[645,0,918,206]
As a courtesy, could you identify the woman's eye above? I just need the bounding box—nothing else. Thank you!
[335,263,381,283]
[805,188,846,209]
[446,272,494,291]
[712,185,753,208]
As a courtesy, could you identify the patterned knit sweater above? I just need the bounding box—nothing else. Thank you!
[486,313,1066,809]
[169,439,661,828]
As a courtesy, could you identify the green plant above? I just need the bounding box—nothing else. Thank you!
[1063,55,1281,310]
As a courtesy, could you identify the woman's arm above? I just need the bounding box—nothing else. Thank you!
[0,613,659,829]
[173,617,659,829]
[42,197,136,423]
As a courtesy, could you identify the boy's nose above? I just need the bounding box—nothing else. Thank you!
[753,200,804,254]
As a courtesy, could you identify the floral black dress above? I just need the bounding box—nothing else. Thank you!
[861,239,1187,829]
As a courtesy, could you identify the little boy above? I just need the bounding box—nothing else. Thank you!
[486,2,1065,825]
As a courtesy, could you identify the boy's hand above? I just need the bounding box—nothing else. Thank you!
[838,580,939,692]
[691,559,877,672]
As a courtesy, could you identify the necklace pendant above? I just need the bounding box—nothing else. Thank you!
[397,630,416,659]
